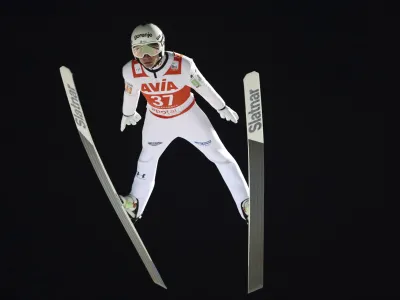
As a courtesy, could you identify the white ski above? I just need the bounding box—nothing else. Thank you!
[243,71,265,294]
[59,66,167,289]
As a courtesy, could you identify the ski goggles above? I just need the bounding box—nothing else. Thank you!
[132,43,161,58]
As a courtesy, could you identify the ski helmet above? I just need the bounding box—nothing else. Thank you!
[130,23,165,60]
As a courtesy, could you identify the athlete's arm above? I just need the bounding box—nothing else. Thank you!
[122,62,141,116]
[185,58,226,111]
[120,62,142,131]
[184,57,239,123]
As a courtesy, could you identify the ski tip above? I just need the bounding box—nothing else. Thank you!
[59,66,71,73]
[245,70,258,75]
[244,71,259,81]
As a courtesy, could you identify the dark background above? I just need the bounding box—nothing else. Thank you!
[2,1,387,300]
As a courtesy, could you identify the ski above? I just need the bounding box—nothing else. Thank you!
[243,71,265,294]
[59,66,167,289]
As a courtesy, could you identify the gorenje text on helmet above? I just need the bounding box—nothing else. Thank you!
[134,32,153,40]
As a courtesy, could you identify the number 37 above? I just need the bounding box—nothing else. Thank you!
[150,95,174,107]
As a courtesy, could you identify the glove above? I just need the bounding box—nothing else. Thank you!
[120,112,142,132]
[218,105,239,123]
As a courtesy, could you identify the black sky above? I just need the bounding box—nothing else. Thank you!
[2,2,387,300]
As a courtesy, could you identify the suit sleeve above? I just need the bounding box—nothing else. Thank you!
[186,58,226,111]
[122,64,141,116]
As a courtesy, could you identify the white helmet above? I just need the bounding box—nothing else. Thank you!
[130,23,165,59]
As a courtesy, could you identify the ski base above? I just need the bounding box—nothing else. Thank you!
[244,71,265,294]
[60,66,167,289]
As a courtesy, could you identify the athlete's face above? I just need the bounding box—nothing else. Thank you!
[139,54,159,69]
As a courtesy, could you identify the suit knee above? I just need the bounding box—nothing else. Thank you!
[139,144,167,162]
[204,148,234,164]
[139,148,156,163]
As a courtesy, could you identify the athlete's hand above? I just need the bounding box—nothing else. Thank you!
[218,105,239,123]
[120,112,142,132]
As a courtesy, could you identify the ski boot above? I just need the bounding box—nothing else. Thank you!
[241,198,249,224]
[119,194,142,224]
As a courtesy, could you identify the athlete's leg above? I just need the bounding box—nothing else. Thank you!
[130,111,176,217]
[179,103,250,220]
